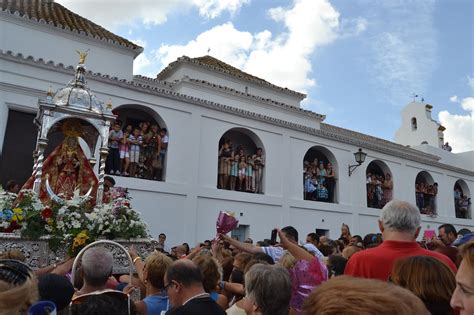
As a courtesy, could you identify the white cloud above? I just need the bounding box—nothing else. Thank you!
[56,0,249,30]
[439,109,473,153]
[130,39,153,76]
[157,22,254,68]
[450,95,458,102]
[468,75,474,89]
[367,1,437,106]
[191,0,250,19]
[156,0,345,92]
[461,97,474,112]
[339,17,368,37]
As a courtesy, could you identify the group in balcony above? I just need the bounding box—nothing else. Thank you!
[106,120,168,181]
[217,139,265,194]
[454,182,471,219]
[415,181,438,215]
[303,159,336,203]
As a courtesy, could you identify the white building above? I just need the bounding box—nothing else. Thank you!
[0,1,472,246]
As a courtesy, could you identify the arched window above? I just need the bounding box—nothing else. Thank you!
[366,160,393,209]
[411,117,417,131]
[111,105,168,181]
[217,128,265,194]
[454,180,471,219]
[303,146,338,203]
[415,171,437,215]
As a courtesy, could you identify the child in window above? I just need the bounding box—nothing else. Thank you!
[246,155,254,192]
[317,183,328,201]
[119,129,130,176]
[304,173,317,200]
[128,127,143,177]
[230,154,239,191]
[238,155,247,191]
[106,122,123,175]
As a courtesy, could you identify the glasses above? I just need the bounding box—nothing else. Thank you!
[163,281,174,291]
[0,259,33,285]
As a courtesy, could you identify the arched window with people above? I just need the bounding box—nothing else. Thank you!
[217,128,265,194]
[415,171,437,215]
[110,105,168,181]
[303,146,337,203]
[366,160,393,209]
[454,180,471,219]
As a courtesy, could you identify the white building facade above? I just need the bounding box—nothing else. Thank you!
[0,1,473,246]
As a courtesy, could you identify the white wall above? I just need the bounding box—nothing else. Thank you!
[0,15,136,80]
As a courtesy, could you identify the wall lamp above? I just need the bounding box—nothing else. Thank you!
[348,148,367,176]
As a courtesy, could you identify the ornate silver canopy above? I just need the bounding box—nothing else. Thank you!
[32,51,116,206]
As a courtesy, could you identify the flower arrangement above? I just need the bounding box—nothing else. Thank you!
[0,187,148,256]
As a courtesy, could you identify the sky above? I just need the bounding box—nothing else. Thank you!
[57,0,473,153]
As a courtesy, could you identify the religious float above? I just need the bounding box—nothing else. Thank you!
[0,52,155,273]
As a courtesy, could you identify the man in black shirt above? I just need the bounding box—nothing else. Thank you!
[165,259,226,315]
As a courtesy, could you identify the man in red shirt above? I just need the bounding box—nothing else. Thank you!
[344,200,457,281]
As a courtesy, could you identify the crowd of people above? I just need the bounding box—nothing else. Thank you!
[1,200,474,314]
[218,140,265,194]
[455,186,472,219]
[303,159,336,202]
[366,172,393,209]
[106,121,168,181]
[415,182,439,215]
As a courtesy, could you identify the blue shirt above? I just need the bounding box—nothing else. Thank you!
[316,186,328,199]
[143,294,169,315]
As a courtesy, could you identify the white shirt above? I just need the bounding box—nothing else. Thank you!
[303,243,324,259]
[261,246,285,262]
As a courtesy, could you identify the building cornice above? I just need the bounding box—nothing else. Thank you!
[157,56,307,100]
[2,50,472,176]
[174,76,325,121]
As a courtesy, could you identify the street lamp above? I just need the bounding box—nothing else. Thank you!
[348,148,367,176]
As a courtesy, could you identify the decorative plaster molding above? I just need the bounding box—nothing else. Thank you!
[176,77,325,120]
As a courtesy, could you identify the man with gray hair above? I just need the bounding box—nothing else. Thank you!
[76,246,114,296]
[344,200,456,281]
[244,264,292,315]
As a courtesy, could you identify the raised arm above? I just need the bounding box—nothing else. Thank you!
[220,234,262,254]
[278,229,313,261]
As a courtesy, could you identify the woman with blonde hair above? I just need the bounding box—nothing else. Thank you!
[130,251,174,315]
[451,239,474,314]
[390,255,455,315]
[0,259,38,314]
[338,223,351,246]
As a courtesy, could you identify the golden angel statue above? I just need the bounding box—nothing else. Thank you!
[76,49,90,64]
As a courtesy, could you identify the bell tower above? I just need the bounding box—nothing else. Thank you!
[394,101,445,148]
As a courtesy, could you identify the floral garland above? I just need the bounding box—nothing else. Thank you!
[0,187,148,256]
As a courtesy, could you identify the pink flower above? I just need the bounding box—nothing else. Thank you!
[216,211,239,235]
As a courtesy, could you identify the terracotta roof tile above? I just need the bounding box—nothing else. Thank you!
[1,0,142,51]
[157,55,306,99]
